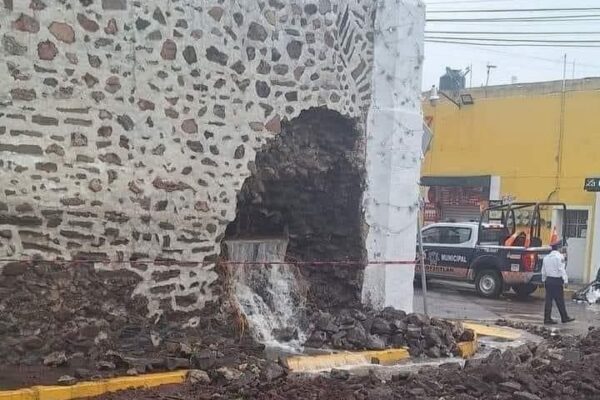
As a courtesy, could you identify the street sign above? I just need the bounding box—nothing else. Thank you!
[584,178,600,192]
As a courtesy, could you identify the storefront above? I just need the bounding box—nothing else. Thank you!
[421,175,501,225]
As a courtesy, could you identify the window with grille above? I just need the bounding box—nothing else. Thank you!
[565,210,588,239]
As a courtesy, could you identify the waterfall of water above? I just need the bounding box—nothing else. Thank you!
[225,238,307,348]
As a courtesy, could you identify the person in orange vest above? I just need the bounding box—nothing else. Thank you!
[504,231,519,246]
[504,231,530,247]
[542,238,575,324]
[549,226,559,245]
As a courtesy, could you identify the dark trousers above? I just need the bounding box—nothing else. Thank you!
[544,276,569,322]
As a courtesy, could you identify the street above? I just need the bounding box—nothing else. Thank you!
[414,279,600,335]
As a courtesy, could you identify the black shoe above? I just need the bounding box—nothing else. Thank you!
[544,319,558,325]
[562,317,575,323]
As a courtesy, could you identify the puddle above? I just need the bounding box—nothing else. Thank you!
[263,345,340,362]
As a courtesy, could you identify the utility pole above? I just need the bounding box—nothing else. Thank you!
[417,204,429,317]
[562,54,567,91]
[485,63,497,87]
[556,54,567,192]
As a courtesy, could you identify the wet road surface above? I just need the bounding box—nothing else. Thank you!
[414,279,600,335]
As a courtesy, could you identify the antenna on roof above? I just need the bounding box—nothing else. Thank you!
[486,63,497,87]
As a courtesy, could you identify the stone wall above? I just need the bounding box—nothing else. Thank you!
[0,0,379,359]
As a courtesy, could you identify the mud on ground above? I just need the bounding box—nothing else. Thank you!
[94,328,600,400]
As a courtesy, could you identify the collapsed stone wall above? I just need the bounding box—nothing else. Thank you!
[225,107,365,309]
[0,0,377,361]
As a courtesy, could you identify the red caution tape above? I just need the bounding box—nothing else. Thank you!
[0,258,417,266]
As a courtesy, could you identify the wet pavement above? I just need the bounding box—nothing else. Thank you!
[414,279,600,336]
[339,328,542,379]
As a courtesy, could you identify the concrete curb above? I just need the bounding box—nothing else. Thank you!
[463,322,522,341]
[457,334,479,359]
[285,336,480,373]
[284,349,411,372]
[0,332,486,398]
[0,371,187,400]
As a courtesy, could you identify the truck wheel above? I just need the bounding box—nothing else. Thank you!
[475,269,503,298]
[512,284,538,298]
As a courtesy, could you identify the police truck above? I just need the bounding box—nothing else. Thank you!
[416,202,568,298]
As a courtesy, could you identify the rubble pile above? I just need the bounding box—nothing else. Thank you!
[0,334,264,390]
[0,262,234,367]
[98,329,600,400]
[304,307,471,358]
[43,346,196,381]
[2,308,473,389]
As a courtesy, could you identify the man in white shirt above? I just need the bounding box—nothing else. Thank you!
[542,239,575,324]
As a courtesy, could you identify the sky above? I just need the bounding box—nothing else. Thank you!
[422,0,600,89]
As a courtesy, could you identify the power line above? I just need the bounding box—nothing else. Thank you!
[426,31,600,35]
[426,36,600,43]
[425,39,600,70]
[425,39,600,48]
[428,7,600,13]
[423,2,600,78]
[427,15,600,22]
[426,0,523,4]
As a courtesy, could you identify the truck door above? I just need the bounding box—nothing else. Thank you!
[421,226,474,279]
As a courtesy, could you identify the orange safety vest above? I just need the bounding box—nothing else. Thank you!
[504,232,518,246]
[549,226,559,246]
[504,231,531,247]
[523,231,531,247]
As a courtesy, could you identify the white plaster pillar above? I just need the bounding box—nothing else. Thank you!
[590,193,600,281]
[489,176,501,200]
[361,0,425,312]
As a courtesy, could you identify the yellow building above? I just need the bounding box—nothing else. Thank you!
[422,77,600,283]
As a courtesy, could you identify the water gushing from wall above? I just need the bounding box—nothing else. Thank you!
[225,239,307,348]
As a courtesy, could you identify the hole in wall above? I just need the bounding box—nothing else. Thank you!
[224,107,367,310]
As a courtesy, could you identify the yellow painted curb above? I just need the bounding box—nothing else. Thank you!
[285,348,410,372]
[1,338,481,397]
[363,349,411,366]
[463,322,521,341]
[0,371,188,400]
[0,389,35,400]
[457,334,479,359]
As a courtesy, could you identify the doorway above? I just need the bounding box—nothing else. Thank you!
[555,208,590,283]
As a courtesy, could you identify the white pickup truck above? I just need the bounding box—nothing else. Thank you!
[416,221,549,298]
